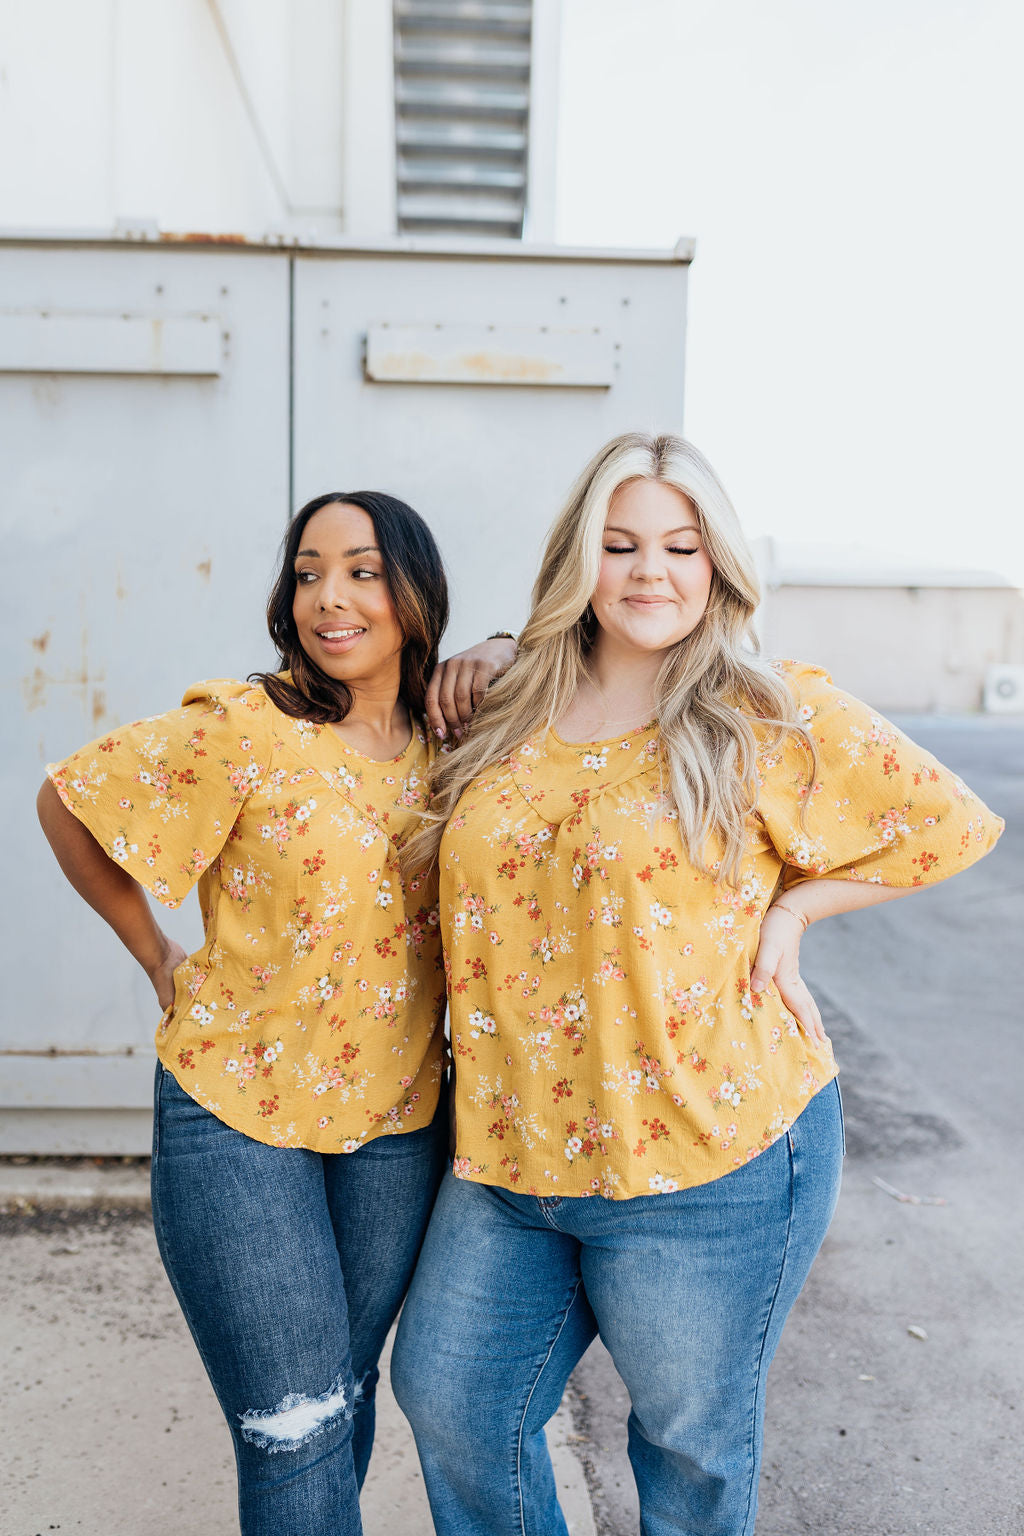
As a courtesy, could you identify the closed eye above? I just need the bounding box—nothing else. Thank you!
[603,544,700,555]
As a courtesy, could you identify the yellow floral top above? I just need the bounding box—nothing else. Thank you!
[441,662,1003,1199]
[48,679,446,1151]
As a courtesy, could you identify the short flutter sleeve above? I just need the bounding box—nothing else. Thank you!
[47,680,275,909]
[756,662,1003,889]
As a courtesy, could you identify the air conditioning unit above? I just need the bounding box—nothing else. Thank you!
[983,663,1024,714]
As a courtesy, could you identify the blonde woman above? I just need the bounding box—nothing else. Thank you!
[391,435,1003,1536]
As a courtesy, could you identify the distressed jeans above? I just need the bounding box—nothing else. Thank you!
[392,1078,843,1536]
[151,1062,447,1536]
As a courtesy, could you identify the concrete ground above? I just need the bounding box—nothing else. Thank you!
[3,718,1021,1536]
[1,1196,594,1536]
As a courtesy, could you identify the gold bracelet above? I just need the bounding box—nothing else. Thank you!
[771,900,810,931]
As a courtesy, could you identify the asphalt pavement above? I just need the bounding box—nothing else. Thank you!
[3,717,1021,1536]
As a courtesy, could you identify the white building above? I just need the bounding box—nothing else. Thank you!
[1,0,559,242]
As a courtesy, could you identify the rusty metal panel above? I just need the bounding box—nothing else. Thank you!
[293,246,689,657]
[1,241,290,1153]
[2,237,689,1153]
[365,321,613,386]
[0,311,223,375]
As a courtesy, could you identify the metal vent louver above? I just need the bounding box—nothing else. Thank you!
[394,0,532,238]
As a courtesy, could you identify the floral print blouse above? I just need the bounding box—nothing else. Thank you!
[48,680,446,1151]
[440,662,1003,1199]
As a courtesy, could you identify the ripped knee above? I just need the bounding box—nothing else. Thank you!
[238,1372,353,1454]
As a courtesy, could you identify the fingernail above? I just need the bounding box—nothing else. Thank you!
[435,728,446,739]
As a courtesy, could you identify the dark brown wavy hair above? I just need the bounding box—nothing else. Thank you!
[250,491,449,724]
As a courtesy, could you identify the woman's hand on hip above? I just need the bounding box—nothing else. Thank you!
[426,636,518,739]
[750,902,827,1044]
[147,935,188,1011]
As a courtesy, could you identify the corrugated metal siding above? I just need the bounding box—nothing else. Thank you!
[394,0,532,237]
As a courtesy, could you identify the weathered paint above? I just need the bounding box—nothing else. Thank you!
[365,321,614,387]
[0,311,223,375]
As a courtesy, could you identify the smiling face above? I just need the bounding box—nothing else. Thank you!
[291,501,405,690]
[590,478,715,660]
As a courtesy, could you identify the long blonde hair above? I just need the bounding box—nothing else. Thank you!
[407,432,813,885]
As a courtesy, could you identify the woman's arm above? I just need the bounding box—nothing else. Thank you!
[750,880,911,1044]
[425,635,518,740]
[37,780,186,1008]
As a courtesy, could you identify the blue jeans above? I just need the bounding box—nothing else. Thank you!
[151,1063,446,1536]
[392,1079,844,1536]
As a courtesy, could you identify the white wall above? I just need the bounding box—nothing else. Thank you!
[555,0,1024,589]
[0,0,392,236]
[759,585,1024,712]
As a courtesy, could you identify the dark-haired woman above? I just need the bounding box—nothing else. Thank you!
[37,492,514,1536]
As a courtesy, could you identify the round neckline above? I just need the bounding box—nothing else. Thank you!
[327,723,421,765]
[547,719,657,750]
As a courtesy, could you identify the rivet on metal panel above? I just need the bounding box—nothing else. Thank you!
[155,285,164,295]
[622,297,630,305]
[221,287,229,296]
[559,297,567,304]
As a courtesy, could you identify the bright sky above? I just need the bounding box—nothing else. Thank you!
[555,0,1024,584]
